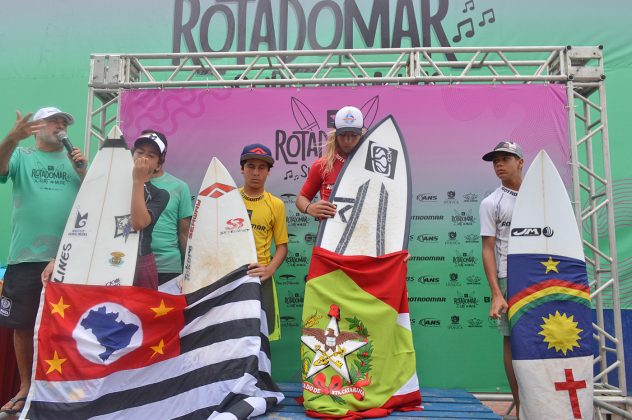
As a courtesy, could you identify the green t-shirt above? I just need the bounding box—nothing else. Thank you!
[150,172,193,274]
[0,147,81,264]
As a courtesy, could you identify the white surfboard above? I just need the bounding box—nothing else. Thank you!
[316,115,411,256]
[508,150,593,420]
[508,150,583,259]
[52,126,138,286]
[181,157,257,293]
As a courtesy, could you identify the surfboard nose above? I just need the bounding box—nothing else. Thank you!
[107,125,123,140]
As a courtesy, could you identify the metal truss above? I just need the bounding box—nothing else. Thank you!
[86,46,629,417]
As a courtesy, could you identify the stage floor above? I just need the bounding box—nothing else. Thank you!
[266,383,502,419]
[0,385,503,420]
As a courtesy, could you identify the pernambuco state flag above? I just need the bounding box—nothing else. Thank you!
[508,253,593,420]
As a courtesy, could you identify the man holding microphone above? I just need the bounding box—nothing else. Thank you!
[0,107,86,415]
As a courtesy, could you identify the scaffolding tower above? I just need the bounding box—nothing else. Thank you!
[86,46,629,418]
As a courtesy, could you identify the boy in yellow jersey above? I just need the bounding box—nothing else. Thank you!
[239,144,288,341]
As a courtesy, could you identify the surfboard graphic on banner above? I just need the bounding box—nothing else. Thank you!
[302,115,421,418]
[52,126,138,286]
[182,157,257,293]
[508,150,594,420]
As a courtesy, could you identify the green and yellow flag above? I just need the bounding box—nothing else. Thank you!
[300,247,421,418]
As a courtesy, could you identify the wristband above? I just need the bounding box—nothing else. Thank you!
[305,203,311,214]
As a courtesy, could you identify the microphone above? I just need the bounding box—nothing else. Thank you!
[57,131,83,168]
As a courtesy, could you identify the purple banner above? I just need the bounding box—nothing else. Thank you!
[120,85,569,389]
[120,85,569,194]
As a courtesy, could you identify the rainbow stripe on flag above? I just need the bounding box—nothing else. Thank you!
[507,252,594,419]
[508,278,591,329]
[508,253,593,360]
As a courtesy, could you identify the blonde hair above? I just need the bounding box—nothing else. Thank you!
[320,128,367,176]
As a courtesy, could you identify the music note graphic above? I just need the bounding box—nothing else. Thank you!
[462,0,474,13]
[284,170,294,180]
[479,9,496,27]
[452,18,475,43]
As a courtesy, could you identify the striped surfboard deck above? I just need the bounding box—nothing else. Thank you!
[316,115,411,256]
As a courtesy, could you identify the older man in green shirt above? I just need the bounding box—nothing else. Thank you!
[0,108,86,415]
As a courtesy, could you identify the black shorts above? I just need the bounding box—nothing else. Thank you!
[0,262,47,329]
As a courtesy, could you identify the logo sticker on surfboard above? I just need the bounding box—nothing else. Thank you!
[199,182,235,198]
[220,217,250,235]
[511,226,554,237]
[331,197,356,223]
[75,211,88,228]
[225,218,245,230]
[364,141,398,179]
[109,252,125,267]
[69,210,89,237]
[114,215,136,242]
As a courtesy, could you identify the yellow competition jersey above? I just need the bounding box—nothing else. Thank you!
[239,188,288,265]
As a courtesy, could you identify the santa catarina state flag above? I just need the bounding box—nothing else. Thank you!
[21,265,283,420]
[300,247,421,418]
[508,253,593,420]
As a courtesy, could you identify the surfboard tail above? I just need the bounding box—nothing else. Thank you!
[514,357,593,420]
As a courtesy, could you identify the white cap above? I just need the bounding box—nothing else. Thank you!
[134,131,167,156]
[33,107,74,125]
[334,106,363,135]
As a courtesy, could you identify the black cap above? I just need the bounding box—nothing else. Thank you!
[482,141,523,161]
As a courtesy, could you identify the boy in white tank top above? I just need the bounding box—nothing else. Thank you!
[479,141,524,416]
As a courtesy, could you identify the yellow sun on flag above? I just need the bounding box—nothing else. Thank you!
[539,311,583,356]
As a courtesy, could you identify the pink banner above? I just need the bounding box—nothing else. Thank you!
[120,85,569,388]
[120,85,569,195]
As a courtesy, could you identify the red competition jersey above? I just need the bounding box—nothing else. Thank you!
[300,155,345,202]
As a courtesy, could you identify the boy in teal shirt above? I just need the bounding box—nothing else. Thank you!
[146,131,193,287]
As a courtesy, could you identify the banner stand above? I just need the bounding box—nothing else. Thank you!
[84,46,629,417]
